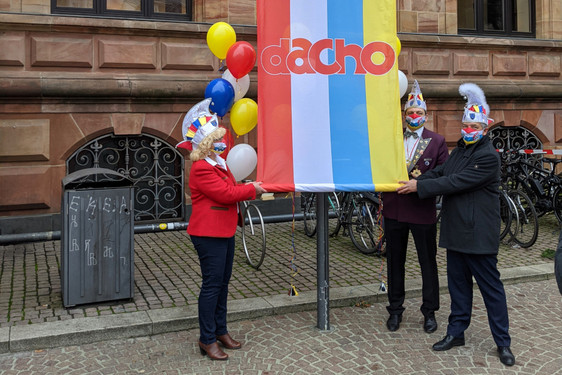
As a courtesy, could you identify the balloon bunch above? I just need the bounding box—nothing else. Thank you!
[395,36,408,99]
[205,22,258,137]
[177,22,259,182]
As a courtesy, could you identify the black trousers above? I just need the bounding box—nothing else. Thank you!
[385,218,440,317]
[446,250,511,346]
[190,235,235,345]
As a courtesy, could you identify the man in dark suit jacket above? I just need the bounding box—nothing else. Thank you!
[382,80,449,333]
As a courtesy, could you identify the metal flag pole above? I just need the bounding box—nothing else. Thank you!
[316,192,330,330]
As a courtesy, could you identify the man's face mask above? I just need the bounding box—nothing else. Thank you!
[405,113,426,130]
[461,126,484,144]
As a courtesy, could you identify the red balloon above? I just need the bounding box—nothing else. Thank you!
[226,41,256,79]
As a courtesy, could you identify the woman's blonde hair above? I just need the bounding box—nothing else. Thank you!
[190,127,227,161]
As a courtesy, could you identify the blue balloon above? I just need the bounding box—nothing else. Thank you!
[205,78,235,117]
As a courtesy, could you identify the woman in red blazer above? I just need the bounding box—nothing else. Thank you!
[185,116,266,361]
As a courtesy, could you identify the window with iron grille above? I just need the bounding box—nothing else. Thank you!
[489,125,543,164]
[458,0,535,38]
[67,133,185,223]
[52,0,192,21]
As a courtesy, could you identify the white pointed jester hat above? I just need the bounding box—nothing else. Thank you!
[404,80,427,112]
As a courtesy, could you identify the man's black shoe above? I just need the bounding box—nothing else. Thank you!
[432,335,465,351]
[497,346,515,366]
[423,314,438,333]
[386,314,402,332]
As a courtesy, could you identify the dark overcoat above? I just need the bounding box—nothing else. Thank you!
[416,135,501,255]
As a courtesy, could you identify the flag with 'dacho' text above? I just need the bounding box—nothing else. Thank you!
[257,0,407,192]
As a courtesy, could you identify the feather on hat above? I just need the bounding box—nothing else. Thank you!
[459,83,493,126]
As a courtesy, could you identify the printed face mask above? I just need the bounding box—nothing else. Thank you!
[405,113,426,130]
[461,127,484,144]
[212,142,227,155]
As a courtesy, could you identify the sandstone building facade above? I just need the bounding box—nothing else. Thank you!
[0,0,561,234]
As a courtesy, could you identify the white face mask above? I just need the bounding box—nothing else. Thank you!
[212,142,227,155]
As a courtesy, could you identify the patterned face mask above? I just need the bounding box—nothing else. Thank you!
[405,113,426,130]
[212,142,227,155]
[461,127,484,144]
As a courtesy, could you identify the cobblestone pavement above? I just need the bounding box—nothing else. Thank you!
[0,279,561,374]
[0,215,559,329]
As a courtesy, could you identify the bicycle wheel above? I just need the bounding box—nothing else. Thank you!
[302,193,317,237]
[499,190,515,242]
[241,203,266,269]
[348,196,384,255]
[328,192,342,237]
[509,189,539,248]
[553,186,562,224]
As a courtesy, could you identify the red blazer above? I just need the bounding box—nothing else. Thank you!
[187,160,256,238]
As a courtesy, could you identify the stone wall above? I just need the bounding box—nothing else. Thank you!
[1,0,560,40]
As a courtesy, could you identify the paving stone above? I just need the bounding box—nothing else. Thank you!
[0,213,560,372]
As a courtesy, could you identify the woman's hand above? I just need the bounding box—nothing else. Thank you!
[251,181,267,195]
[396,179,417,194]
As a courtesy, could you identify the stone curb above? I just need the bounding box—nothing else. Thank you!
[0,264,553,354]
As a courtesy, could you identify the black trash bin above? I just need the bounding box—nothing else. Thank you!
[61,168,135,307]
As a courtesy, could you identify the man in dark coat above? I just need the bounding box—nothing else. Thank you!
[382,80,449,333]
[397,83,515,367]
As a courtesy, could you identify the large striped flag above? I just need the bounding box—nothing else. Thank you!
[257,0,408,192]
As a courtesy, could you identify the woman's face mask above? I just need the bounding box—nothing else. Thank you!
[405,113,426,130]
[212,142,227,155]
[461,126,484,144]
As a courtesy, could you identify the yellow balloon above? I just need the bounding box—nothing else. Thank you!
[230,98,258,136]
[396,36,401,56]
[207,22,236,60]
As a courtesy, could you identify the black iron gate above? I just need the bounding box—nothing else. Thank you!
[67,134,184,223]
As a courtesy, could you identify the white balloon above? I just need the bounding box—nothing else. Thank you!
[398,70,408,98]
[226,144,257,181]
[222,69,250,102]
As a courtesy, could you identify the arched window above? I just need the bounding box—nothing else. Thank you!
[489,125,542,151]
[67,133,185,223]
[489,125,543,164]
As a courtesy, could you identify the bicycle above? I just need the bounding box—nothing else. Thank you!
[498,151,540,247]
[507,189,538,247]
[302,191,385,256]
[301,192,342,238]
[239,199,266,270]
[502,150,562,222]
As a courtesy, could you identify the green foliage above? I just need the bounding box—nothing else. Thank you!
[541,248,555,259]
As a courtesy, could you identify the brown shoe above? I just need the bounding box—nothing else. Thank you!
[198,341,228,360]
[216,333,242,349]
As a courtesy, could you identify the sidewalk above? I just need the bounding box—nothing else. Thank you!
[1,279,560,374]
[0,214,559,354]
